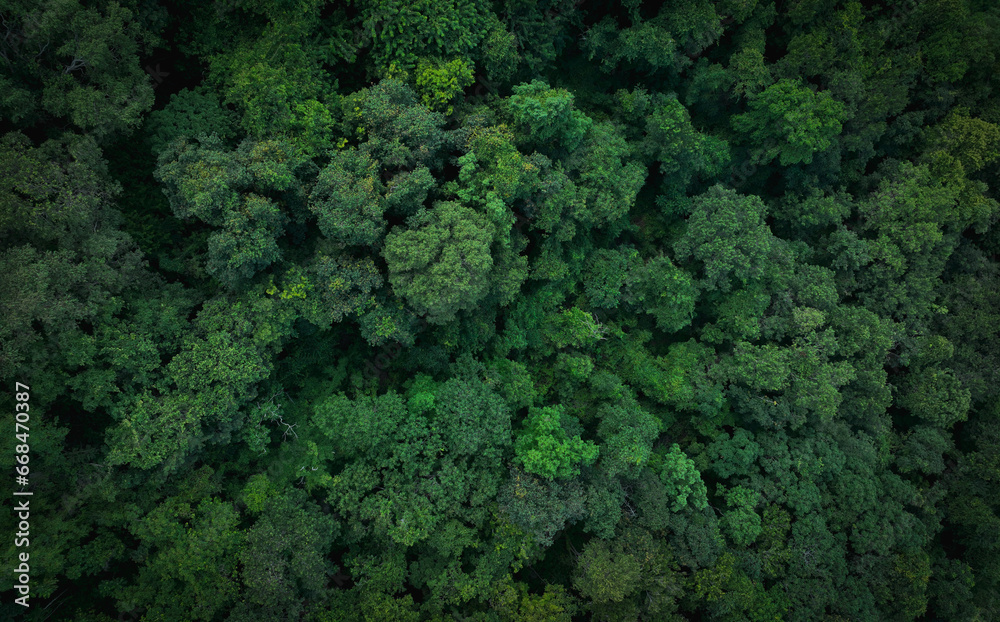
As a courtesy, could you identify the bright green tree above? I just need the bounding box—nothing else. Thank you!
[514,406,599,480]
[732,78,850,165]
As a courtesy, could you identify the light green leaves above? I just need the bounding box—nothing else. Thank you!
[898,366,971,428]
[508,80,593,154]
[155,135,303,288]
[541,307,608,350]
[656,444,708,512]
[644,95,730,196]
[145,87,239,157]
[310,148,386,246]
[155,134,249,224]
[572,539,642,605]
[731,78,850,166]
[514,406,598,480]
[383,201,495,324]
[632,255,698,333]
[343,78,448,170]
[719,485,762,546]
[206,194,286,288]
[415,57,474,114]
[706,429,760,479]
[596,399,661,478]
[359,0,489,71]
[313,392,409,460]
[674,185,776,292]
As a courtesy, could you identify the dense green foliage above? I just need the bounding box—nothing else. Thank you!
[2,0,1000,620]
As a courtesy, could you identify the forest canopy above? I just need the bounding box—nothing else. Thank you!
[1,0,1000,620]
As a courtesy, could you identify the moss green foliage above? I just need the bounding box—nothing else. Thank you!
[3,0,1000,620]
[731,77,850,166]
[145,87,239,157]
[415,57,475,115]
[513,405,598,480]
[383,201,496,324]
